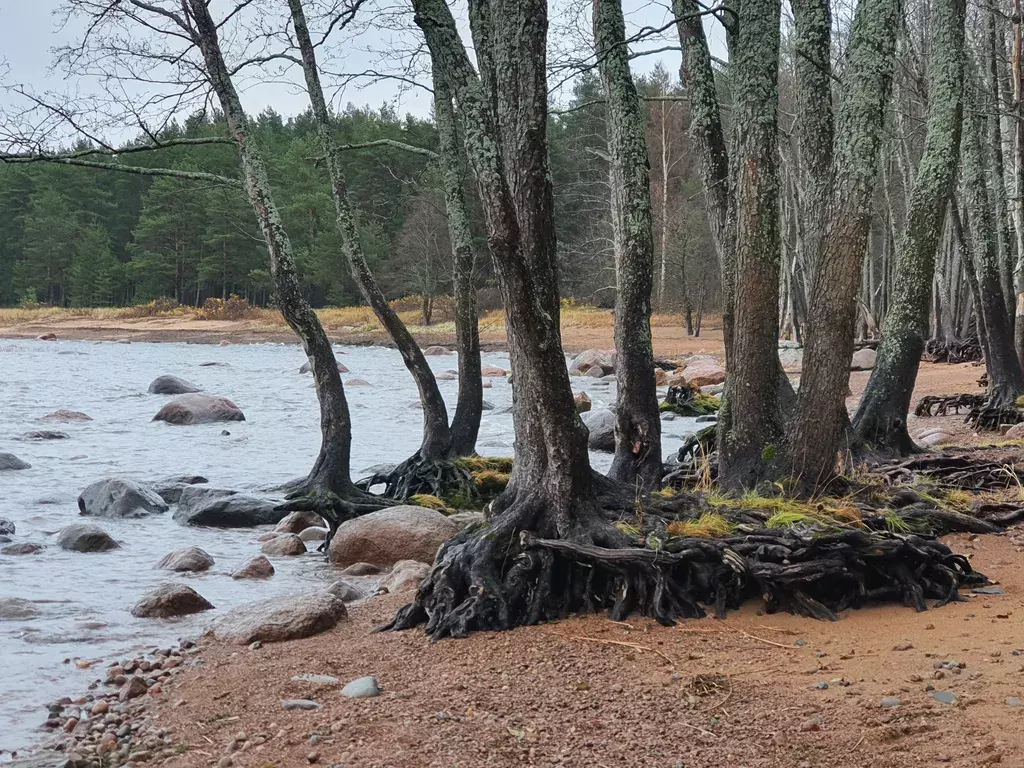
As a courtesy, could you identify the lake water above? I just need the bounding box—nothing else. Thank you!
[0,338,697,755]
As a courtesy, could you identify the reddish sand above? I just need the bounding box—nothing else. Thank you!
[145,532,1024,768]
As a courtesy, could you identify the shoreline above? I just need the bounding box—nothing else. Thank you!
[12,530,1024,768]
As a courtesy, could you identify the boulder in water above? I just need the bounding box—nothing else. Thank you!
[436,371,458,381]
[481,364,507,377]
[581,408,616,452]
[682,361,726,388]
[130,583,214,618]
[78,478,169,519]
[208,592,347,644]
[329,505,457,567]
[423,346,453,356]
[153,394,245,425]
[568,349,616,375]
[299,526,328,543]
[173,486,283,527]
[56,524,120,552]
[155,546,215,572]
[231,554,275,579]
[40,409,92,423]
[326,579,368,602]
[274,509,325,534]
[299,360,349,374]
[148,374,202,395]
[150,474,209,504]
[0,518,14,535]
[346,378,371,386]
[260,533,306,556]
[37,332,57,341]
[0,453,31,470]
[574,391,592,413]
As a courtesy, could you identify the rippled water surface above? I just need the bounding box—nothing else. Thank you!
[0,338,696,754]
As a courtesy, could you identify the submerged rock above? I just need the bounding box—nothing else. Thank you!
[231,554,275,580]
[155,546,215,572]
[208,593,347,645]
[173,486,283,527]
[568,349,616,376]
[153,394,245,425]
[0,517,14,535]
[151,474,209,504]
[20,430,69,440]
[148,374,203,395]
[131,583,214,618]
[0,453,31,470]
[329,505,457,567]
[40,409,92,422]
[1,542,44,555]
[56,524,120,552]
[0,597,41,620]
[423,346,453,355]
[78,477,169,519]
[299,360,348,374]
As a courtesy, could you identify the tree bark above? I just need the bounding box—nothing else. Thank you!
[852,0,967,454]
[786,0,900,487]
[432,71,483,457]
[986,12,1016,326]
[961,67,1024,405]
[790,0,833,287]
[717,0,784,489]
[594,0,662,491]
[185,0,361,498]
[287,0,451,461]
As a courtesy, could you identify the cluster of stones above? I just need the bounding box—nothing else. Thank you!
[38,643,197,767]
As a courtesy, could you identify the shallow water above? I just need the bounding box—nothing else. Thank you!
[0,338,697,754]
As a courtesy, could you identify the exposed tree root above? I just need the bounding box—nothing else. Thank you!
[660,385,720,417]
[275,484,396,551]
[922,336,983,364]
[914,393,987,417]
[873,452,1024,491]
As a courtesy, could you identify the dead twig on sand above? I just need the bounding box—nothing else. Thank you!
[550,632,677,667]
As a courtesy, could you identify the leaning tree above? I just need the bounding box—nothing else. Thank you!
[853,0,968,454]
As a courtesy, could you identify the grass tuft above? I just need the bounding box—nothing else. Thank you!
[666,512,734,538]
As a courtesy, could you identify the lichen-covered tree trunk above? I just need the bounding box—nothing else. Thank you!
[790,0,833,287]
[432,72,483,457]
[594,0,662,491]
[852,0,967,454]
[986,13,1016,326]
[961,70,1024,405]
[287,0,451,461]
[717,0,784,489]
[185,0,357,496]
[786,0,900,487]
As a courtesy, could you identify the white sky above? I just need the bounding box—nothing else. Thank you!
[0,1,725,145]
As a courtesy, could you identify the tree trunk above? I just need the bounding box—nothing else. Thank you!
[790,0,833,288]
[185,0,369,501]
[287,0,451,462]
[986,12,1016,326]
[852,0,967,454]
[961,69,1024,405]
[594,0,662,491]
[717,0,784,489]
[432,72,484,457]
[786,0,900,488]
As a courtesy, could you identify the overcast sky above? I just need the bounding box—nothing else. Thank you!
[0,1,719,146]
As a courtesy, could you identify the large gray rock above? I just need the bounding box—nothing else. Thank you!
[568,349,616,375]
[148,374,202,395]
[0,597,41,620]
[851,347,877,371]
[341,676,381,698]
[208,593,347,645]
[581,408,616,452]
[130,583,214,618]
[78,478,169,519]
[328,505,457,567]
[153,394,245,425]
[55,524,120,552]
[260,533,306,556]
[230,554,275,579]
[326,579,368,602]
[173,486,284,527]
[0,518,14,535]
[0,453,31,470]
[155,546,214,572]
[150,474,209,504]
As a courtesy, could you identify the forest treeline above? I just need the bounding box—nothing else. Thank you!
[0,68,716,317]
